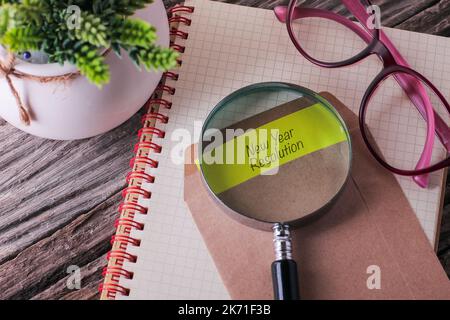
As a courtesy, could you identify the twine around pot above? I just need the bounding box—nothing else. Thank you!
[0,52,81,126]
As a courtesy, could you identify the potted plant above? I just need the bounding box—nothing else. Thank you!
[0,0,177,140]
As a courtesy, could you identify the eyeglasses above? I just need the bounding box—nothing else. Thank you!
[275,0,450,188]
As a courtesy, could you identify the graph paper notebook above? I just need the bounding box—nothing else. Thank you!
[101,0,450,299]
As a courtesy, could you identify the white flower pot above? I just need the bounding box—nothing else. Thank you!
[0,0,169,140]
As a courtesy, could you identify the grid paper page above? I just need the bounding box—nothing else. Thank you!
[118,0,450,299]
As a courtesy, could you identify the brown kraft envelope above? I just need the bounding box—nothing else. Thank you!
[184,92,450,299]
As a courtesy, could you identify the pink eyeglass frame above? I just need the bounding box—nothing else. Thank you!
[275,0,450,188]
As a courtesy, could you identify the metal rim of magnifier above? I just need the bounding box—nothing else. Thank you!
[198,82,353,231]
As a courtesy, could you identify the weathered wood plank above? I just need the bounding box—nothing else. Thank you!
[0,114,139,265]
[397,0,450,36]
[0,190,119,299]
[31,256,105,300]
[376,0,441,28]
[439,178,450,275]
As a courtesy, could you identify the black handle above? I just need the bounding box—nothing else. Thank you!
[271,259,299,300]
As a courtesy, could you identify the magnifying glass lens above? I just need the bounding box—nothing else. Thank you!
[200,83,351,226]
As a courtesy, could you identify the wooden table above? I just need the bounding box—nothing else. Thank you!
[0,0,449,300]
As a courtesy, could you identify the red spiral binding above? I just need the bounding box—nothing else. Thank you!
[100,4,193,300]
[171,43,185,53]
[111,234,141,247]
[146,98,172,109]
[99,283,130,297]
[130,157,159,172]
[107,250,137,263]
[163,71,179,81]
[118,202,148,215]
[157,84,176,95]
[115,218,145,231]
[121,186,151,199]
[168,16,191,26]
[103,266,134,280]
[168,5,194,14]
[126,171,155,185]
[170,28,189,39]
[141,113,169,125]
[138,127,165,139]
[134,141,162,153]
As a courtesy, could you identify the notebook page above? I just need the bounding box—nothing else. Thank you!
[118,0,450,299]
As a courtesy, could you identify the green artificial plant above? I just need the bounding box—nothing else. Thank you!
[0,0,179,87]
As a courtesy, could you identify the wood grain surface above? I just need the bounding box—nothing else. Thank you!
[0,0,449,300]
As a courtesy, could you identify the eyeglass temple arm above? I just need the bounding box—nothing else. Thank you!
[275,5,447,187]
[275,5,449,149]
[343,0,447,187]
[343,0,450,145]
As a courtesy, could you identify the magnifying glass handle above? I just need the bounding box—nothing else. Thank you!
[272,224,300,300]
[272,259,299,300]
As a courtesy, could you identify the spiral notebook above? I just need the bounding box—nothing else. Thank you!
[100,0,450,299]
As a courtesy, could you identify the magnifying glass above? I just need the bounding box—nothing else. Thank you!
[198,82,351,300]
